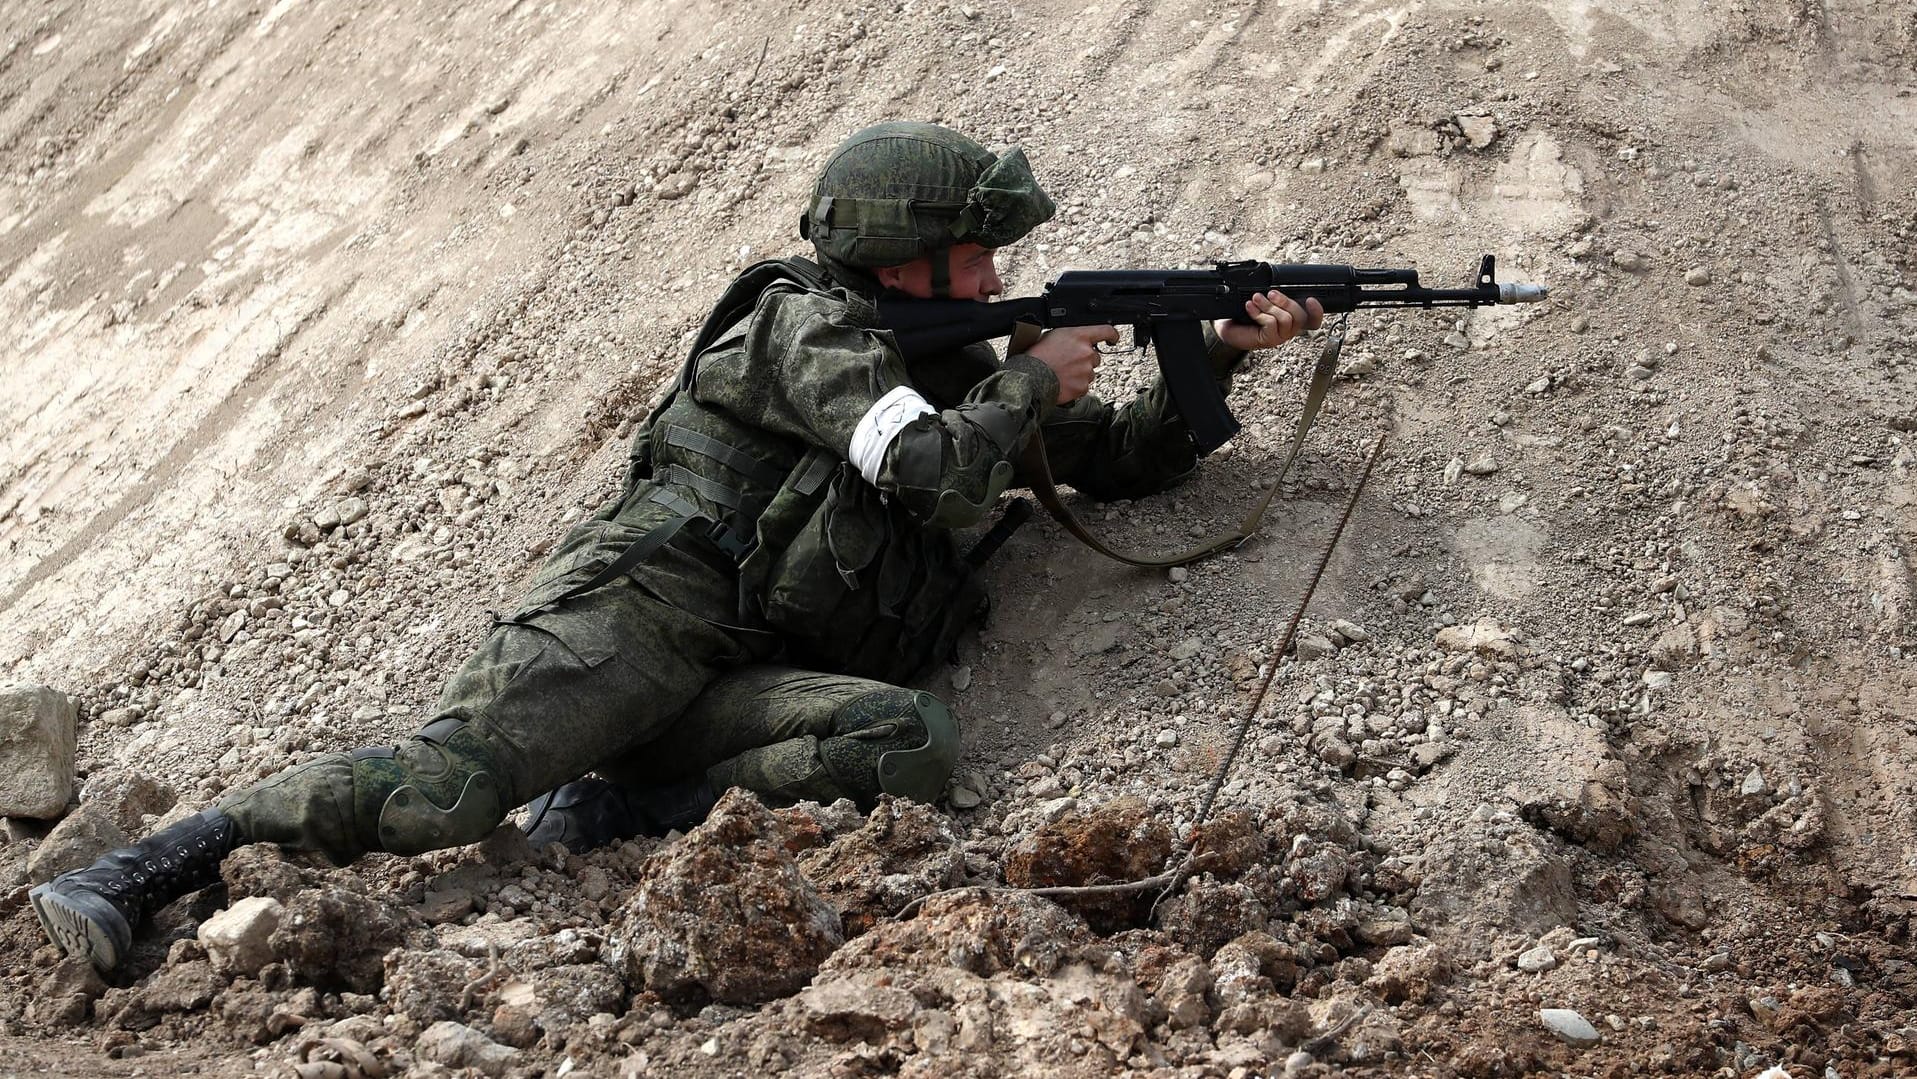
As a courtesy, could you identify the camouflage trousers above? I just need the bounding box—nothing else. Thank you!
[216,570,958,864]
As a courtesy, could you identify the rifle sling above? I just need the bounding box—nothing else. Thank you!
[1018,323,1347,569]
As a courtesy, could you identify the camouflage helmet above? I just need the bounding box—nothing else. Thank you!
[800,121,1056,294]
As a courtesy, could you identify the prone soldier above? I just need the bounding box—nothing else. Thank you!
[32,121,1324,972]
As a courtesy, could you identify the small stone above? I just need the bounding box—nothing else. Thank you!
[199,896,284,976]
[1703,952,1732,972]
[1156,730,1179,748]
[1566,936,1603,954]
[1649,624,1699,670]
[1457,114,1497,149]
[1329,619,1369,643]
[421,887,476,924]
[1317,738,1355,769]
[1683,267,1711,286]
[1462,452,1500,476]
[1612,251,1649,273]
[1517,945,1559,973]
[1342,354,1379,377]
[1168,566,1189,584]
[948,786,982,810]
[99,707,140,728]
[950,667,972,693]
[655,170,700,201]
[1539,1007,1600,1047]
[1442,458,1464,486]
[1295,634,1335,661]
[416,1021,520,1077]
[1621,612,1654,628]
[336,497,369,526]
[799,979,918,1043]
[1626,363,1656,380]
[1356,914,1415,946]
[1284,1050,1315,1075]
[1740,766,1766,797]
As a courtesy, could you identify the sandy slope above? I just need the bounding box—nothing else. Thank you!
[1,0,1915,1074]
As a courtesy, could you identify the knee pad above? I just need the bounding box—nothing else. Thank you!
[824,689,959,805]
[351,717,506,855]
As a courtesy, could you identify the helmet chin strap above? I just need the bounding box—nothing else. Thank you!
[929,245,951,299]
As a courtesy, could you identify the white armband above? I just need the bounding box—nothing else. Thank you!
[848,386,937,485]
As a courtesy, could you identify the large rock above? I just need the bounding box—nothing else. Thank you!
[618,789,843,1005]
[1002,797,1175,932]
[25,802,128,884]
[0,684,76,818]
[270,885,408,993]
[78,769,178,833]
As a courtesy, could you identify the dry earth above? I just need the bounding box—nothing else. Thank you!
[3,0,1916,1076]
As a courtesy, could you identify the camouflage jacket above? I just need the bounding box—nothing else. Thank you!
[514,257,1244,683]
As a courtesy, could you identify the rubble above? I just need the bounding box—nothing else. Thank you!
[617,790,843,1005]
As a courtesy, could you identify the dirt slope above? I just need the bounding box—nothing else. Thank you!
[1,0,1914,1075]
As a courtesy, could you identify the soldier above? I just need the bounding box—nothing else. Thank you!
[32,121,1323,972]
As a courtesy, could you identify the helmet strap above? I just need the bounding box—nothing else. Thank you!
[929,244,952,299]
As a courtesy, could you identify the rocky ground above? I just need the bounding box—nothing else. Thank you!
[2,0,1916,1075]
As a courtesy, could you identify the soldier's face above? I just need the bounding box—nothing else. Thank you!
[876,244,1003,300]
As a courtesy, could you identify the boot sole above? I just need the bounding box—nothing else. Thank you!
[29,883,129,972]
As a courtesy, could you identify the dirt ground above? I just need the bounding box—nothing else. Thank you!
[2,0,1915,1075]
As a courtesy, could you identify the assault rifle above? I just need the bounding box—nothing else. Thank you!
[876,256,1548,455]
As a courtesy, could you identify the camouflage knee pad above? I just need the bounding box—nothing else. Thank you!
[222,717,505,863]
[821,688,959,805]
[350,717,507,856]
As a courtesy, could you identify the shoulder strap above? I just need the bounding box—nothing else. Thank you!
[627,257,834,485]
[1021,322,1347,569]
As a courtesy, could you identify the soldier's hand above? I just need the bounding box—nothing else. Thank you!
[1214,290,1324,353]
[1026,324,1117,404]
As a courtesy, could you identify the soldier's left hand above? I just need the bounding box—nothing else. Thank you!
[1214,290,1324,352]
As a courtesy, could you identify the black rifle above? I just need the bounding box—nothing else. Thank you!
[876,255,1548,455]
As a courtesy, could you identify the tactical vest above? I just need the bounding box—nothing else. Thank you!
[617,257,988,684]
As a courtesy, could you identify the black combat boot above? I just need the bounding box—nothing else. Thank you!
[521,776,718,853]
[30,809,241,972]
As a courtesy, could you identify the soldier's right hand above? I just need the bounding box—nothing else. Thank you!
[1025,324,1118,404]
